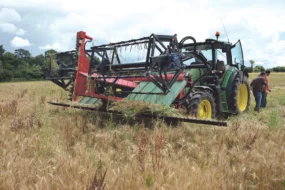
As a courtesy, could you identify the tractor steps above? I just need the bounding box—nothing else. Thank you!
[78,97,100,105]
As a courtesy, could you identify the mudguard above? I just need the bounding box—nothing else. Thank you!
[220,66,239,112]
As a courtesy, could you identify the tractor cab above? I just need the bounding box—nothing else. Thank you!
[181,38,244,74]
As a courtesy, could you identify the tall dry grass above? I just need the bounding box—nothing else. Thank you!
[0,74,285,189]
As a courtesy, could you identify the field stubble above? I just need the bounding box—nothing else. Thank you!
[0,73,285,189]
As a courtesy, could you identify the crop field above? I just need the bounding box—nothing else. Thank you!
[0,73,285,189]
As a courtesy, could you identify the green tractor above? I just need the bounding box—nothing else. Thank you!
[180,33,250,119]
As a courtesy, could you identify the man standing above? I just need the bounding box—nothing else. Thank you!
[261,70,271,108]
[250,72,267,112]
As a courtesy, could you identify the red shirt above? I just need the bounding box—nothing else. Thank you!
[263,75,270,93]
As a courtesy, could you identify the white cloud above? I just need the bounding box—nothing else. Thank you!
[275,55,285,66]
[0,23,26,35]
[208,5,285,69]
[0,23,17,33]
[47,1,212,51]
[255,61,264,65]
[0,0,189,13]
[44,1,285,68]
[39,42,62,50]
[0,8,21,23]
[1,0,285,68]
[0,0,62,10]
[16,28,26,35]
[10,36,31,47]
[0,8,26,36]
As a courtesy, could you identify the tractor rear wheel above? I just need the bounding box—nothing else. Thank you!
[229,76,250,114]
[186,91,216,119]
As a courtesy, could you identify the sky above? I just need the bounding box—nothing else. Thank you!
[0,0,285,68]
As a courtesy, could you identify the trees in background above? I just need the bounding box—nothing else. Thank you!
[249,60,255,72]
[272,66,285,72]
[0,45,57,82]
[0,45,13,81]
[0,45,285,82]
[254,65,265,72]
[246,59,284,73]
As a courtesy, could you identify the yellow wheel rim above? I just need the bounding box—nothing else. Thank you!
[237,83,248,111]
[198,99,212,119]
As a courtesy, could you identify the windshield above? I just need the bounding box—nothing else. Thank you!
[200,50,212,60]
[182,44,213,63]
[182,42,228,65]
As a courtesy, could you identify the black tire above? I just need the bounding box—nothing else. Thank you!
[185,91,216,119]
[229,76,250,114]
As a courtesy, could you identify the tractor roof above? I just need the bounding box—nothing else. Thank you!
[182,39,232,51]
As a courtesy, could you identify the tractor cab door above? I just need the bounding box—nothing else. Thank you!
[230,40,244,70]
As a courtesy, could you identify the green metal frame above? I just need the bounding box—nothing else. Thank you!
[126,81,187,106]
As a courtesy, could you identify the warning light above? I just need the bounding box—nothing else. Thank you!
[215,31,220,40]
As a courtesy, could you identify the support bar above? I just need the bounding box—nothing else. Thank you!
[48,102,228,127]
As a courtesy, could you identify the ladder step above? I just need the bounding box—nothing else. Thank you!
[78,97,91,104]
[86,98,99,104]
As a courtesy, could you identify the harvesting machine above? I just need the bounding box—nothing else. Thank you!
[47,31,250,126]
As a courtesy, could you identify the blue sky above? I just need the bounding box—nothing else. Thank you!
[1,0,285,68]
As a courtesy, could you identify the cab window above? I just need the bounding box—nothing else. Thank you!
[231,40,244,69]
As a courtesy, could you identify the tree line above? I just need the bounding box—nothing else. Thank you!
[247,60,285,73]
[0,45,285,82]
[0,45,57,82]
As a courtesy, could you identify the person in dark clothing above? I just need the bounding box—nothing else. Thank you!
[250,72,267,112]
[261,70,271,108]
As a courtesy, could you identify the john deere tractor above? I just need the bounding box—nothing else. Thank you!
[180,33,250,119]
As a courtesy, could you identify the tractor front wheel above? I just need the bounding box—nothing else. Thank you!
[186,91,216,119]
